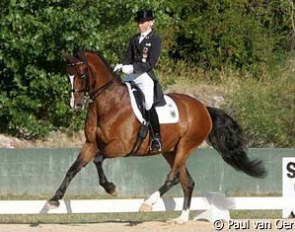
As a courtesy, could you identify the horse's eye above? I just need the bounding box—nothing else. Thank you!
[80,73,87,79]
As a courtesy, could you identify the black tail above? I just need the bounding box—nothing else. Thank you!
[206,106,267,178]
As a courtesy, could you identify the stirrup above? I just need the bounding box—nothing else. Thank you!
[150,138,162,152]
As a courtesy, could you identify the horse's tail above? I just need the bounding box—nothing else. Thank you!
[206,106,267,178]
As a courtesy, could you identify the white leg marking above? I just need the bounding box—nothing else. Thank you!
[144,191,160,206]
[139,191,160,212]
[169,209,190,224]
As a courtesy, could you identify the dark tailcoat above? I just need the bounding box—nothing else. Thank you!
[123,30,165,106]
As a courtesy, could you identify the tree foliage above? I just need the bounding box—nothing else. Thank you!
[0,0,293,142]
[168,0,293,70]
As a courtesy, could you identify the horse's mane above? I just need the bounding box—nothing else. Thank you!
[75,49,117,77]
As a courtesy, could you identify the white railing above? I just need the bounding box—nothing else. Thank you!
[0,193,293,223]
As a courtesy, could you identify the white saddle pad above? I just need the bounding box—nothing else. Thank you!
[125,82,179,124]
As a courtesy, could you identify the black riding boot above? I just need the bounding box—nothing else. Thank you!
[147,106,162,152]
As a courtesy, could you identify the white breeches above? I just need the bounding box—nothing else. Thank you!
[124,73,154,110]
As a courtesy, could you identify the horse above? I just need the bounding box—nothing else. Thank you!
[47,49,266,224]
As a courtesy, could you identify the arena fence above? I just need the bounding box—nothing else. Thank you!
[0,148,293,196]
[0,149,294,222]
[0,194,293,222]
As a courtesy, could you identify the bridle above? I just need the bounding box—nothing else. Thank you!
[67,59,114,105]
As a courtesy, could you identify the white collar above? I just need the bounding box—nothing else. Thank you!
[140,29,152,38]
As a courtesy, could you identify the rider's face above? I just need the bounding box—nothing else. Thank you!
[138,20,153,33]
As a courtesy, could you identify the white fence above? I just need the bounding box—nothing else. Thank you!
[0,194,293,222]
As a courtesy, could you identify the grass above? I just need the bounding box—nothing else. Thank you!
[230,210,282,219]
[0,212,175,224]
[0,210,283,224]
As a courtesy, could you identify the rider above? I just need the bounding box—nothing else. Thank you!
[114,9,165,152]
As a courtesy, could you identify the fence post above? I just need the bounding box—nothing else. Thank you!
[282,157,295,218]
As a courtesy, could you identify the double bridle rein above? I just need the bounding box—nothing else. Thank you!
[68,60,114,104]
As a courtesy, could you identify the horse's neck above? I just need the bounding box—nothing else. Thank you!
[84,81,127,132]
[86,54,130,124]
[89,61,114,88]
[89,80,127,115]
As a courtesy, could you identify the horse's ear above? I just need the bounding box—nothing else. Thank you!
[76,50,85,61]
[61,50,72,63]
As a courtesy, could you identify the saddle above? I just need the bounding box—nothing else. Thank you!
[125,82,179,125]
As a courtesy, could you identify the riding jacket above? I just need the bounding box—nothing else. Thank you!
[123,30,165,106]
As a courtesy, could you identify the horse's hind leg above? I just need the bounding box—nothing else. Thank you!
[139,151,180,211]
[171,166,195,224]
[140,147,195,224]
[93,153,117,196]
[47,145,95,208]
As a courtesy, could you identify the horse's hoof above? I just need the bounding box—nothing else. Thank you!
[105,182,117,196]
[46,200,60,209]
[110,190,117,197]
[139,202,153,212]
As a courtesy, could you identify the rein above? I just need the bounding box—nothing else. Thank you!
[89,78,114,101]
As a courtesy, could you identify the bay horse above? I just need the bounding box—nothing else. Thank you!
[47,50,266,224]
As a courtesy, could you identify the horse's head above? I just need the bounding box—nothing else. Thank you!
[63,51,92,111]
[63,50,117,111]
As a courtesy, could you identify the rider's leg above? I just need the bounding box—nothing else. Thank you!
[147,105,162,151]
[133,73,154,111]
[133,73,161,151]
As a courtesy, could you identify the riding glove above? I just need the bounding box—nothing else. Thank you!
[113,63,123,72]
[122,65,134,74]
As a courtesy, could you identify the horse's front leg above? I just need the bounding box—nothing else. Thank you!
[47,143,96,208]
[93,153,117,196]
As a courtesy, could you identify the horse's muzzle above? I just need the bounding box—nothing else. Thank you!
[73,103,85,111]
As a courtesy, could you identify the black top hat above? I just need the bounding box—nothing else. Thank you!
[134,9,155,23]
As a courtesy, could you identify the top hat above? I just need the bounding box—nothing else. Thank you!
[134,9,155,23]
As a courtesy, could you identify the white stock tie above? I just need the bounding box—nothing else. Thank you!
[139,34,145,43]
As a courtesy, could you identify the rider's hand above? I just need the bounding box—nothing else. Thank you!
[122,65,134,75]
[113,64,123,72]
